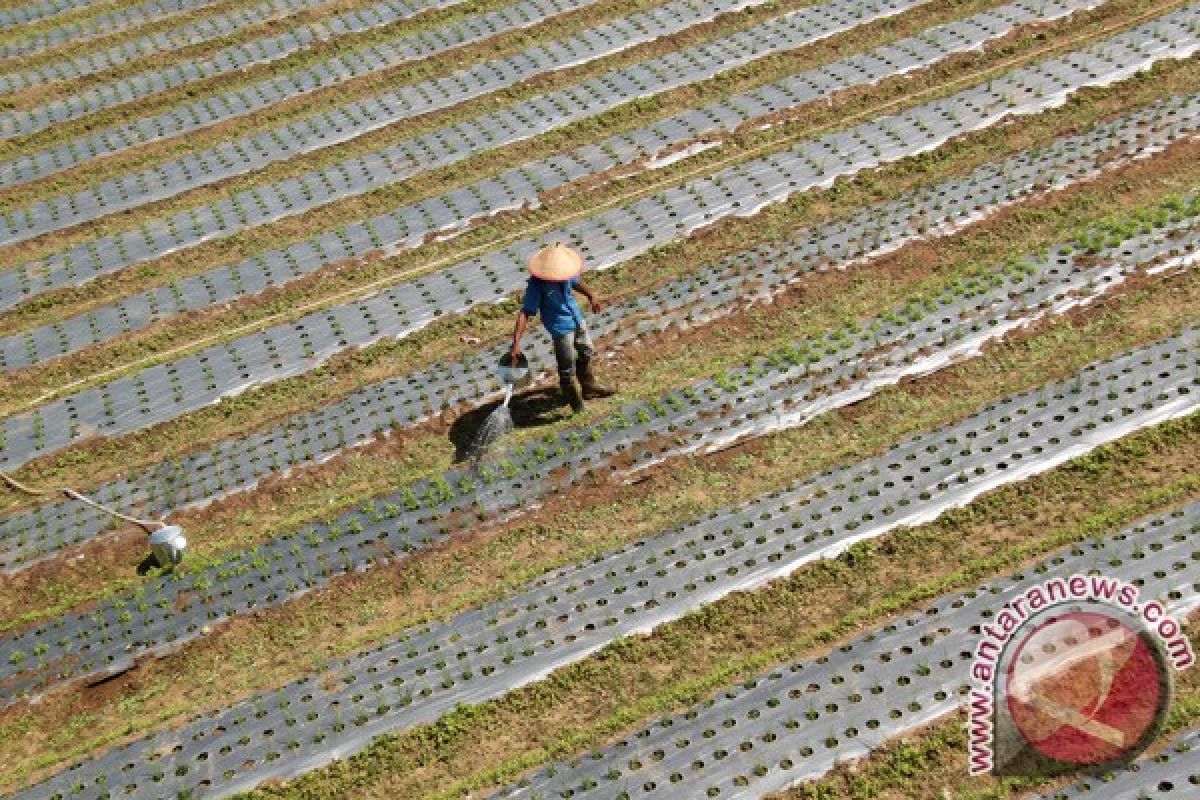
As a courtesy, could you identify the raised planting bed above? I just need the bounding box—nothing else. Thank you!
[0,0,1105,369]
[1036,729,1200,800]
[0,0,462,132]
[2,10,1196,467]
[1,100,1193,570]
[0,0,225,60]
[493,503,1200,799]
[0,0,763,208]
[11,342,1197,798]
[0,230,1193,700]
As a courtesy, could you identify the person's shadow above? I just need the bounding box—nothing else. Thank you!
[448,386,566,463]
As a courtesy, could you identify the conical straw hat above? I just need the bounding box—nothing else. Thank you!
[528,242,583,281]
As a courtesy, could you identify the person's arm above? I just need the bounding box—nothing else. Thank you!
[573,280,604,313]
[511,311,531,357]
[512,280,539,357]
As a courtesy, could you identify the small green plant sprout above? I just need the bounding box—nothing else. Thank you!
[714,370,739,392]
[401,487,420,510]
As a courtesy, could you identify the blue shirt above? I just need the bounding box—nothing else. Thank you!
[521,276,583,336]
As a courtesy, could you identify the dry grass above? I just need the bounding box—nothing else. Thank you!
[0,0,1173,296]
[0,0,445,106]
[773,639,1200,800]
[0,0,1015,332]
[2,39,1197,467]
[2,130,1197,627]
[0,254,1196,792]
[2,1,1196,799]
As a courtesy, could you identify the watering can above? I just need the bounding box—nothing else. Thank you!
[149,525,188,568]
[1,470,187,570]
[496,351,532,391]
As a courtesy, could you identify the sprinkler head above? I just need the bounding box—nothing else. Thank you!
[148,525,187,569]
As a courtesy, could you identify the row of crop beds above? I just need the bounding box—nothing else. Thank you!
[3,105,1194,571]
[0,0,1175,380]
[0,0,1142,375]
[3,5,1196,462]
[0,0,1198,798]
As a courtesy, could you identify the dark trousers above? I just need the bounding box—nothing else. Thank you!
[551,324,594,380]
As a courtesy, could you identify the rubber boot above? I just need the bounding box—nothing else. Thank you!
[577,358,616,400]
[560,374,586,413]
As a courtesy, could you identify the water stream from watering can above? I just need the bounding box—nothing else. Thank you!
[467,383,515,463]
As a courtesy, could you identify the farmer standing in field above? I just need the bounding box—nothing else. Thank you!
[510,242,616,412]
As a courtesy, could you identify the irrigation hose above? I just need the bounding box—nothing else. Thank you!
[17,0,1190,413]
[0,470,166,534]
